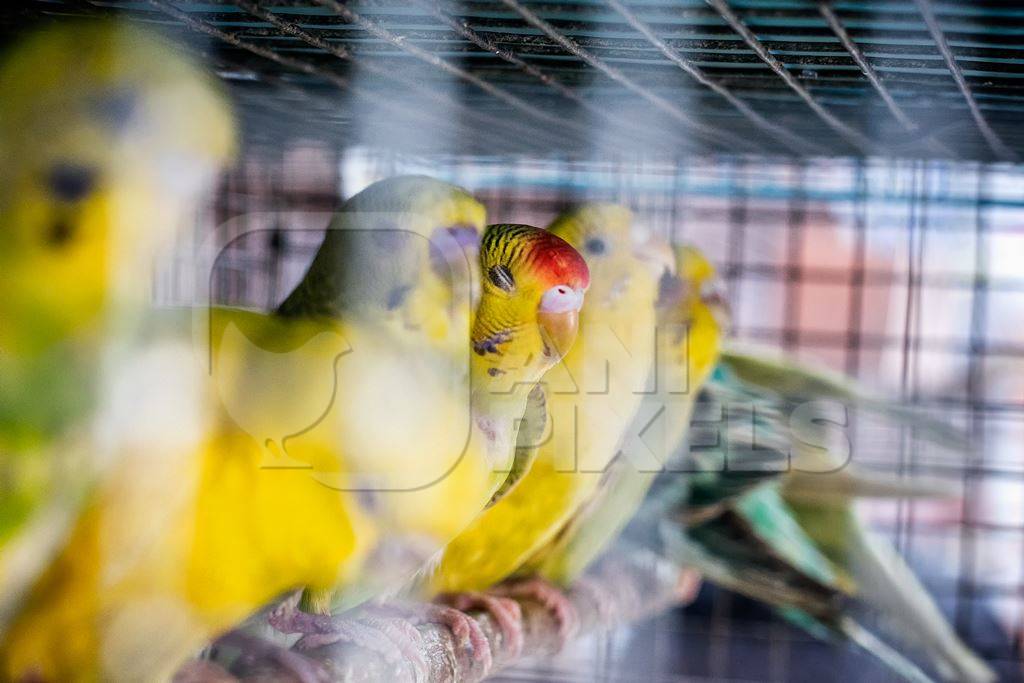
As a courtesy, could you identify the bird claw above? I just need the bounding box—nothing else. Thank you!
[268,592,335,638]
[422,604,494,675]
[571,576,618,626]
[372,601,494,676]
[267,594,428,680]
[492,577,579,648]
[438,592,524,659]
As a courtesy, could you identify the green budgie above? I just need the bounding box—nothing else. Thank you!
[648,347,993,683]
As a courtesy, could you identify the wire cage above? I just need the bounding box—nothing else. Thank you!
[3,0,1024,681]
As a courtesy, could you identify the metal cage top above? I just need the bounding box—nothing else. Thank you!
[4,1,1024,161]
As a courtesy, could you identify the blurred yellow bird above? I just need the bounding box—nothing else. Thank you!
[525,244,728,588]
[0,18,235,641]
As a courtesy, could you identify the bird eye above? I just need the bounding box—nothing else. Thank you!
[46,218,75,248]
[488,265,515,292]
[46,163,98,203]
[584,237,606,255]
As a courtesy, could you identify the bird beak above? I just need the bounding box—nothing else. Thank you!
[700,278,732,332]
[656,271,687,311]
[538,286,585,361]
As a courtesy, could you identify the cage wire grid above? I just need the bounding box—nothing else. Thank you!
[5,0,1024,160]
[4,0,1024,680]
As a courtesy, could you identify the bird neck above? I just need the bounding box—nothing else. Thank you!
[468,319,551,466]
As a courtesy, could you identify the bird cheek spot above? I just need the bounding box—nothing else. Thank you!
[584,237,607,256]
[46,218,75,247]
[488,367,505,377]
[355,485,380,514]
[386,285,411,311]
[473,330,512,356]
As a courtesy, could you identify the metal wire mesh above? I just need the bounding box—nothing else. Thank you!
[4,1,1024,679]
[5,0,1024,160]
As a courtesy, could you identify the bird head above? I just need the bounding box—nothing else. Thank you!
[471,224,589,384]
[0,20,235,358]
[676,244,731,334]
[548,203,673,311]
[284,176,485,336]
[659,244,730,383]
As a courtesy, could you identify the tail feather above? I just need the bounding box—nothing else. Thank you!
[837,616,937,683]
[782,470,958,504]
[844,529,996,683]
[719,345,970,451]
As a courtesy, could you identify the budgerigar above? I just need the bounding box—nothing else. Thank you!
[720,349,993,682]
[523,245,728,589]
[650,347,994,682]
[426,203,672,649]
[229,174,487,617]
[0,18,235,640]
[264,178,589,660]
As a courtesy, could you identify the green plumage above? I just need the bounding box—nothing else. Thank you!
[649,347,993,683]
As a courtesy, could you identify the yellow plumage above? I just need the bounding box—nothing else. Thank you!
[3,221,587,678]
[2,309,375,680]
[0,18,235,652]
[0,20,592,677]
[430,204,664,593]
[526,244,727,584]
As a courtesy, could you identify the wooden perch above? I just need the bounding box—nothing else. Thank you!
[215,547,695,683]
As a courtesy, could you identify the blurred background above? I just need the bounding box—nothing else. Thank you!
[4,1,1024,680]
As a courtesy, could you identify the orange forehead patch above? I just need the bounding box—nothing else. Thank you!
[526,230,590,291]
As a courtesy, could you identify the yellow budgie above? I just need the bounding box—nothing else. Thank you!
[0,18,235,640]
[265,180,574,630]
[524,245,728,590]
[427,203,671,649]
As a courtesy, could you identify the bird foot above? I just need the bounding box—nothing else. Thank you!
[570,576,618,627]
[214,630,329,683]
[491,577,579,648]
[437,591,524,659]
[372,601,494,676]
[267,593,428,678]
[675,568,703,605]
